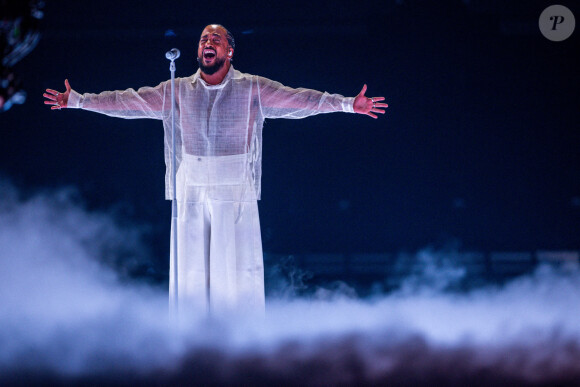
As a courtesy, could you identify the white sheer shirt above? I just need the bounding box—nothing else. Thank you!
[68,66,355,201]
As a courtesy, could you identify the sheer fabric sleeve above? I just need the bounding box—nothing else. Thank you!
[257,76,354,119]
[67,81,169,120]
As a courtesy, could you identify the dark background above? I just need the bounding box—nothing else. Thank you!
[1,0,578,274]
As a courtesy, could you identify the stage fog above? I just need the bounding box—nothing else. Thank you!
[1,179,579,385]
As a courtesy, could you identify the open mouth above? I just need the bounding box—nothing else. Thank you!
[203,49,216,60]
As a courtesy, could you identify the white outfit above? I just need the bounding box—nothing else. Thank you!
[170,153,263,316]
[67,66,355,315]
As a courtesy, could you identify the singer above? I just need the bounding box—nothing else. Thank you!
[43,24,388,316]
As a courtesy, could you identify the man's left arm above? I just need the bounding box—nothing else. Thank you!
[257,77,387,119]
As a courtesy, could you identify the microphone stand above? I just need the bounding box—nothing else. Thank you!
[167,48,180,320]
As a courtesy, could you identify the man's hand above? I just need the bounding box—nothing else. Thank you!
[353,84,388,119]
[43,79,71,110]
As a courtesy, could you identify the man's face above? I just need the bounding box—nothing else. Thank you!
[197,25,231,75]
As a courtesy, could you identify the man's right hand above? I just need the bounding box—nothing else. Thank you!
[44,79,71,110]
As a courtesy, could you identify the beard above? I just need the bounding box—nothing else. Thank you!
[197,55,227,75]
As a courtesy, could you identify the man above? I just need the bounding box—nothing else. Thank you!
[43,24,388,316]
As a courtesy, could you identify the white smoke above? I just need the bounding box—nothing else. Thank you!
[0,179,180,376]
[1,178,579,385]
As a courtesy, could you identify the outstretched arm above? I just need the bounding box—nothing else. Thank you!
[257,76,387,119]
[353,84,388,119]
[257,76,353,119]
[43,79,169,120]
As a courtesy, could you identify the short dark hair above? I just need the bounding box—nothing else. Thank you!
[215,24,235,50]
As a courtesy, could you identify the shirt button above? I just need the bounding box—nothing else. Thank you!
[197,157,202,161]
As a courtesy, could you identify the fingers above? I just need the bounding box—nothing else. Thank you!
[369,97,388,118]
[43,92,57,101]
[359,84,367,96]
[65,79,71,91]
[370,95,388,114]
[44,90,62,109]
[45,99,61,109]
[355,87,389,118]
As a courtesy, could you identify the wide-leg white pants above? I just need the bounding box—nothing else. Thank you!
[168,154,265,318]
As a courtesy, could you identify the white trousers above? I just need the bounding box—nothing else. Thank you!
[169,154,265,318]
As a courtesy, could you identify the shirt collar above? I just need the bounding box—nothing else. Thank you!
[192,65,236,89]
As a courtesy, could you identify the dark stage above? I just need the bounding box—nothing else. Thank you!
[1,0,579,385]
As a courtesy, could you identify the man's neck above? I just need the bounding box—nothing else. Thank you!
[200,62,231,85]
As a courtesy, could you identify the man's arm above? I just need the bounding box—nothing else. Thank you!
[43,79,169,120]
[257,77,387,119]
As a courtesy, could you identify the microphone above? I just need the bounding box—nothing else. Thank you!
[165,48,180,61]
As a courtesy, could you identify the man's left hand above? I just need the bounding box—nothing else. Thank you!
[353,84,388,119]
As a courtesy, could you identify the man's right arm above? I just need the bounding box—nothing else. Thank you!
[44,79,169,120]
